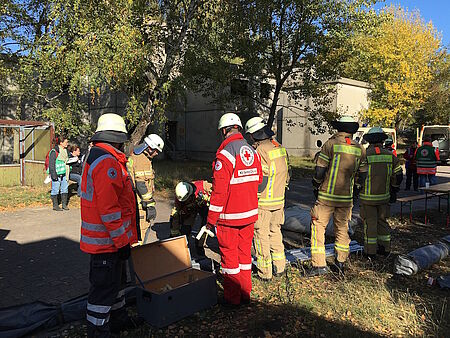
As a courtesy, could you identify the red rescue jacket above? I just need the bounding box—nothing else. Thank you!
[80,142,137,254]
[207,133,262,227]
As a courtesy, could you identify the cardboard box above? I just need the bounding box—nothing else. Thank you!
[130,236,217,328]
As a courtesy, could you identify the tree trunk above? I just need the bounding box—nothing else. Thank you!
[267,85,282,128]
[129,94,153,146]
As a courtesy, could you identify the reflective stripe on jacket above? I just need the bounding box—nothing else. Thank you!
[80,143,137,254]
[315,132,367,207]
[254,139,289,210]
[360,145,402,205]
[207,133,263,227]
[415,142,440,175]
[127,153,155,205]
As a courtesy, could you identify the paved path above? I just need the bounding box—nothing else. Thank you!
[0,166,448,309]
[0,199,173,308]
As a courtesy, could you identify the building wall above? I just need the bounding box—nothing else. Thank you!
[278,78,370,157]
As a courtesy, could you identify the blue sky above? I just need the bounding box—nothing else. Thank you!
[375,1,450,46]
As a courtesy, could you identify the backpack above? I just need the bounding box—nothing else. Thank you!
[44,148,58,171]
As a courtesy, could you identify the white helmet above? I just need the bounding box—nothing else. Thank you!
[245,116,265,134]
[175,182,193,202]
[133,133,164,155]
[145,134,164,152]
[95,113,127,133]
[218,113,242,130]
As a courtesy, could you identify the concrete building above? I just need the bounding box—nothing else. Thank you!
[164,77,370,160]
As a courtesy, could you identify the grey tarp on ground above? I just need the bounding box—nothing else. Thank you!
[282,206,360,237]
[394,235,450,276]
[0,294,88,338]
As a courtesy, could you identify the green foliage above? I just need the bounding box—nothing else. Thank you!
[183,0,379,133]
[343,6,445,128]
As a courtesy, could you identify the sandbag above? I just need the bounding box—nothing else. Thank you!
[283,206,358,236]
[394,236,450,276]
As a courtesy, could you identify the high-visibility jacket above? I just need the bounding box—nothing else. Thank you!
[80,142,137,254]
[171,180,212,219]
[127,153,155,207]
[254,138,289,210]
[315,132,367,207]
[415,142,440,175]
[360,145,402,205]
[207,133,263,227]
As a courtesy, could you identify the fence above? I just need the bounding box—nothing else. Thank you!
[0,120,54,186]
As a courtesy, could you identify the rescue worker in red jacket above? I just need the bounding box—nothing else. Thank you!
[207,113,263,307]
[80,113,138,337]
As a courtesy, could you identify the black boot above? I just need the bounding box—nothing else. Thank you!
[306,266,329,277]
[51,195,62,211]
[331,259,345,275]
[61,193,69,210]
[377,246,390,257]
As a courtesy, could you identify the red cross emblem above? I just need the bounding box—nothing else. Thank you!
[240,146,254,166]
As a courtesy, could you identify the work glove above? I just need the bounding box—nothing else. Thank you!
[145,206,157,222]
[118,244,131,260]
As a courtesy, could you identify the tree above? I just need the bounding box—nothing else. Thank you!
[343,6,443,128]
[183,0,378,132]
[1,0,205,140]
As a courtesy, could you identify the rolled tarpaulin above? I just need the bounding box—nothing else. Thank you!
[394,236,450,276]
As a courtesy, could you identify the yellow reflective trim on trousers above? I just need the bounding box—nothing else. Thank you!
[257,256,272,268]
[365,237,377,244]
[255,239,262,256]
[311,221,317,248]
[335,243,349,252]
[271,252,285,261]
[135,171,153,177]
[268,147,287,160]
[333,144,361,156]
[141,192,154,201]
[377,235,390,242]
[367,155,392,163]
[311,246,325,254]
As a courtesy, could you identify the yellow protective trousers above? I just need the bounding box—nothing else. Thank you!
[253,208,285,279]
[310,201,352,267]
[360,203,391,255]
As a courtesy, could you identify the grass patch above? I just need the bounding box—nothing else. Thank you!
[290,156,315,178]
[0,184,80,211]
[153,160,212,198]
[0,186,51,211]
[36,211,449,337]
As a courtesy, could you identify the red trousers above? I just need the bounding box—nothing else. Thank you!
[216,223,254,305]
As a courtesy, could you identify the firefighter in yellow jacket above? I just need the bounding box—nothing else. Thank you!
[127,134,164,244]
[360,127,402,257]
[310,116,367,276]
[245,117,289,280]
